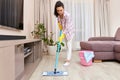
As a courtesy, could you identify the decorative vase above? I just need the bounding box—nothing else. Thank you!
[47,45,57,56]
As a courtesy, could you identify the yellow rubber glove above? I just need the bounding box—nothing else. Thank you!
[59,33,65,42]
[58,22,63,30]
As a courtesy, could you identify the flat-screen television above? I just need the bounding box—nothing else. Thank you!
[0,0,23,30]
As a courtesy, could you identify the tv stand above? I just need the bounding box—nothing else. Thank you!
[0,39,43,80]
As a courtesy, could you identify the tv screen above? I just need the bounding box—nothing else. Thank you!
[0,0,23,30]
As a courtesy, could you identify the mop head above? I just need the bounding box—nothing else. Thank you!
[42,71,68,76]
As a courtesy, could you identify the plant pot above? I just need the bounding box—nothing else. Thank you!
[47,45,57,56]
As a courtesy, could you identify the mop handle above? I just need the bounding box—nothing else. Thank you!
[54,22,65,73]
[54,30,62,69]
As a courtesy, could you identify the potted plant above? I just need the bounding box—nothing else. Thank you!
[43,32,64,55]
[31,23,64,55]
[31,23,46,39]
[31,23,46,53]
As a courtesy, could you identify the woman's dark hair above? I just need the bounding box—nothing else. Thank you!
[54,1,64,17]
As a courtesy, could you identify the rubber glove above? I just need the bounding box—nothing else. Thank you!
[59,33,65,42]
[58,22,63,30]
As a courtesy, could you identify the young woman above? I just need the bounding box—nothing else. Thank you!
[54,1,75,66]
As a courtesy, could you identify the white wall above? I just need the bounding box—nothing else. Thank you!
[110,0,120,36]
[0,0,34,39]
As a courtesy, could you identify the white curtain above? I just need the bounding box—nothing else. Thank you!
[34,0,110,50]
[60,0,94,50]
[34,0,52,33]
[94,0,110,36]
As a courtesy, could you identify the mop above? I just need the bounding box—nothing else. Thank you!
[42,22,68,76]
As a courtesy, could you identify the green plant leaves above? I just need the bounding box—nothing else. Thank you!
[31,23,65,47]
[61,42,64,46]
[31,23,46,39]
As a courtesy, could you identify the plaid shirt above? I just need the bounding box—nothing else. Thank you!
[58,11,75,41]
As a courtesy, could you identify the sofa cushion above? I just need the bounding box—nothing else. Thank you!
[114,44,120,52]
[115,27,120,41]
[114,53,120,61]
[80,41,115,52]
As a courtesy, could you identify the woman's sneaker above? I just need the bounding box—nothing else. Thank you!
[63,62,70,66]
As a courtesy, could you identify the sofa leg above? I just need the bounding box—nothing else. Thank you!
[93,59,102,63]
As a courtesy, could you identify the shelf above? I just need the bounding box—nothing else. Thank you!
[24,51,32,58]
